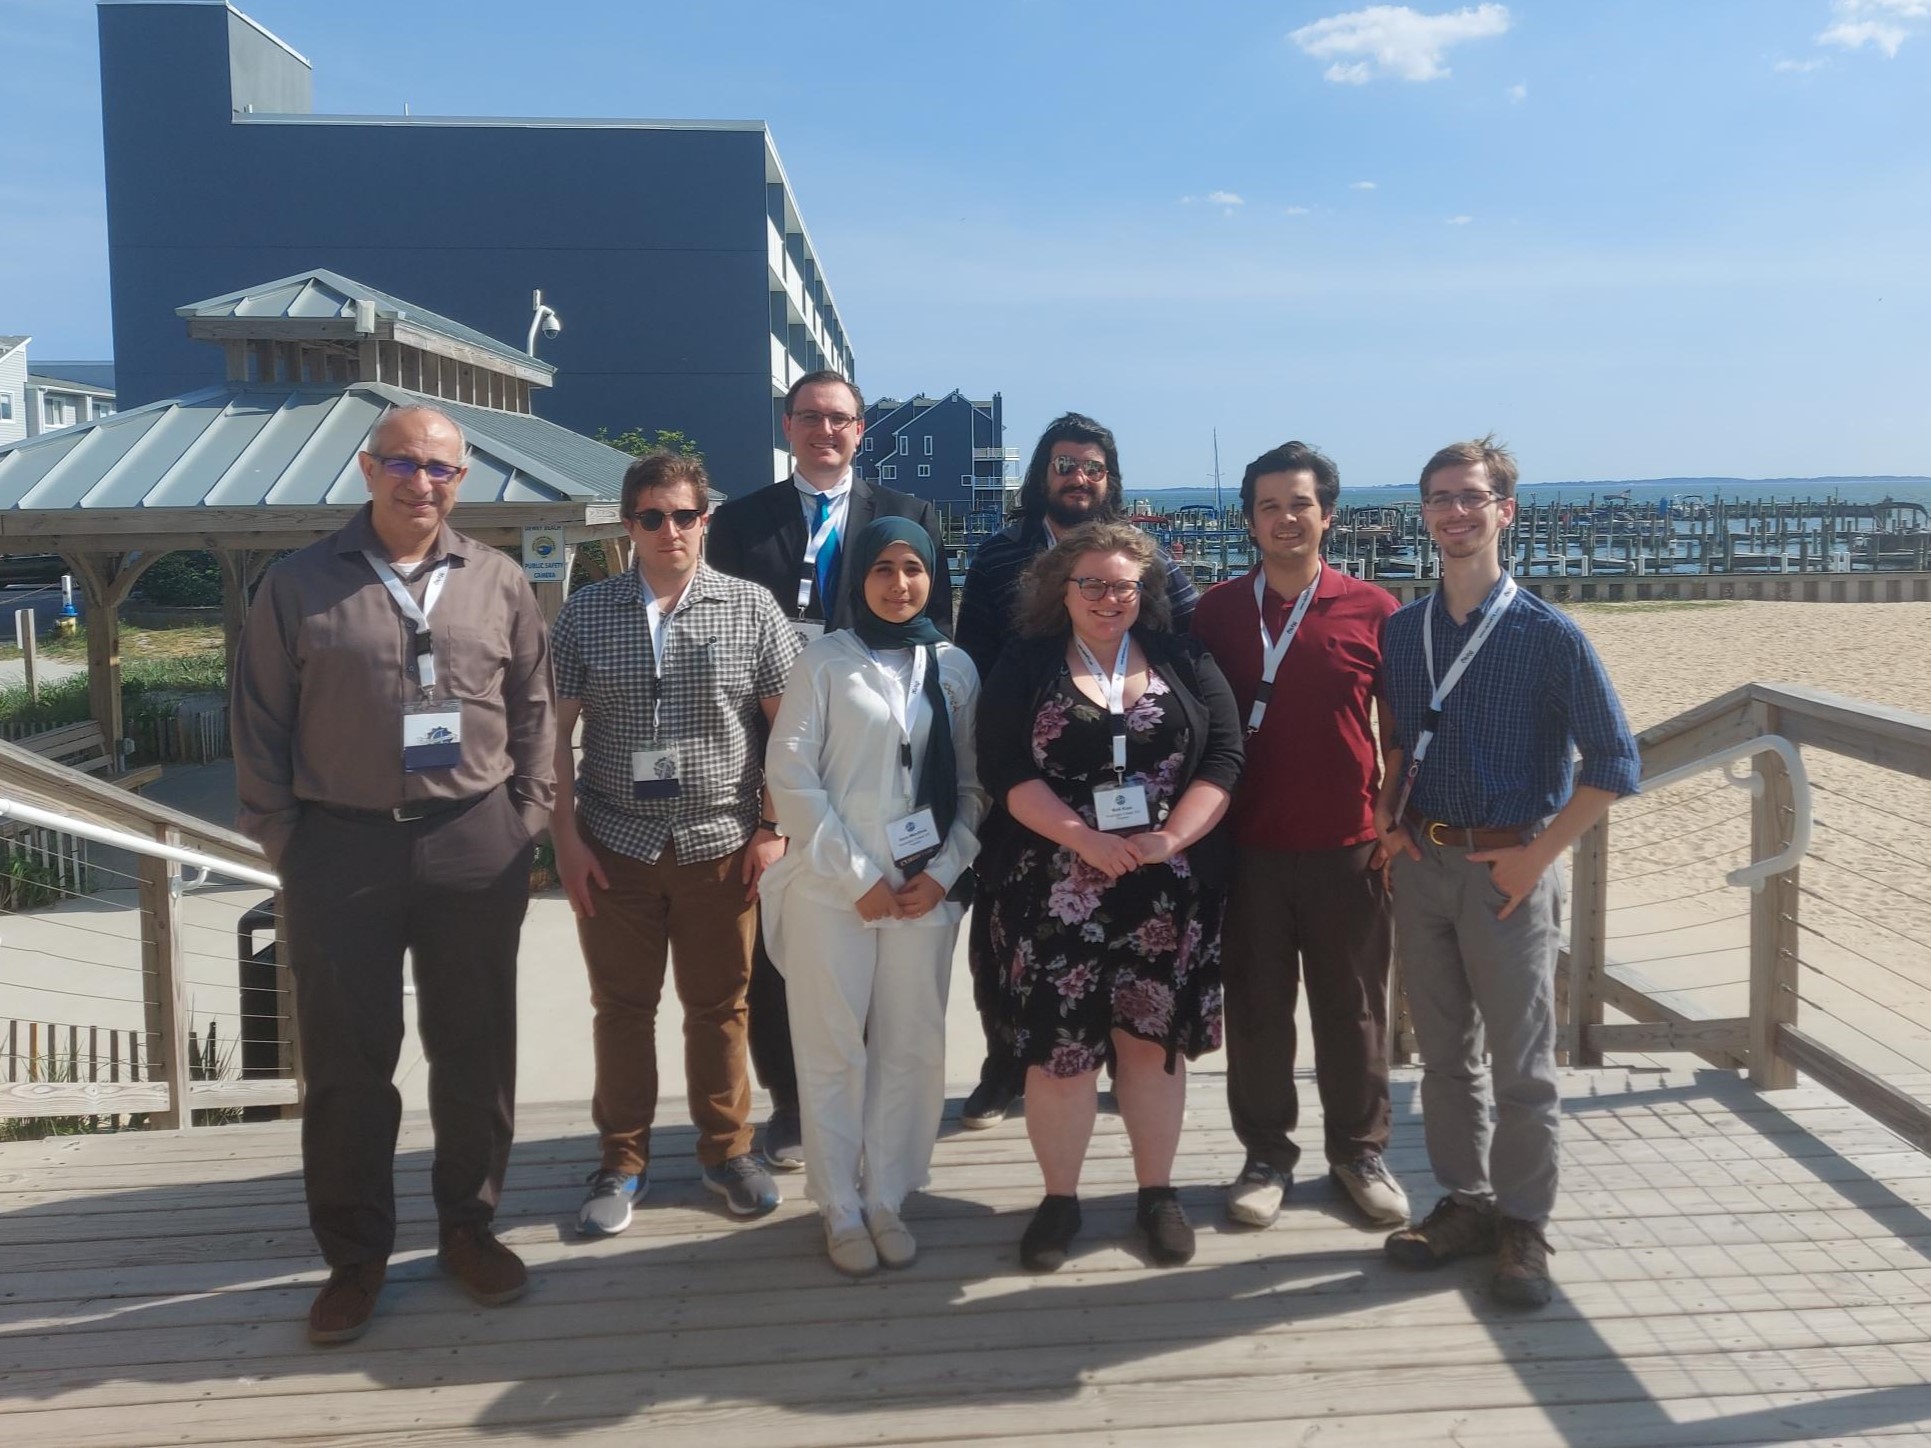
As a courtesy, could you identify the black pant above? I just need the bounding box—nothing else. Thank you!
[1222,841,1393,1173]
[746,927,798,1113]
[281,788,533,1266]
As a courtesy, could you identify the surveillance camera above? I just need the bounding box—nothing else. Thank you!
[542,314,562,339]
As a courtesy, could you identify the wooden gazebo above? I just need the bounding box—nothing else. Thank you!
[0,271,632,748]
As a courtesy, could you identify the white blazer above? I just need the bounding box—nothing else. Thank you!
[761,631,987,960]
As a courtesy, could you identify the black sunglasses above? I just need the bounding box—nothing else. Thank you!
[628,508,705,531]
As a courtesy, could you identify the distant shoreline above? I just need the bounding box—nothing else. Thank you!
[1133,476,1931,508]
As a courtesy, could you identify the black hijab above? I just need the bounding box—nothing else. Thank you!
[847,517,956,854]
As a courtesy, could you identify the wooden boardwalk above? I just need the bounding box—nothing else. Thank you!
[5,1067,1931,1446]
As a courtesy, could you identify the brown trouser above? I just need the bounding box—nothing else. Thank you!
[281,788,533,1268]
[1222,841,1393,1174]
[577,834,757,1175]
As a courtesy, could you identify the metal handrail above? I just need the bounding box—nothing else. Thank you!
[0,795,280,890]
[1638,734,1810,892]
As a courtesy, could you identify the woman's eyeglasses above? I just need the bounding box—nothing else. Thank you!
[1069,577,1143,602]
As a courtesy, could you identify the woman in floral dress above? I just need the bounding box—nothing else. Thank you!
[975,521,1243,1271]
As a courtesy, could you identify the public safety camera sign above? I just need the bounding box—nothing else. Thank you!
[522,526,569,584]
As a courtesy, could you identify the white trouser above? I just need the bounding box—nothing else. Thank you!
[780,891,955,1217]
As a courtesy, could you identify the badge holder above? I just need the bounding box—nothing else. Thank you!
[402,633,462,772]
[1091,720,1150,831]
[886,805,942,877]
[632,741,684,801]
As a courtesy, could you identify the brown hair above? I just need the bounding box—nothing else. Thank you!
[1015,521,1173,638]
[621,450,711,518]
[1418,434,1519,499]
[783,369,864,417]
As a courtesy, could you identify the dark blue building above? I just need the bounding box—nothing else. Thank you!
[856,390,1011,519]
[97,1,855,496]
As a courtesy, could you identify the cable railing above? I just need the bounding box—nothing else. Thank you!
[1563,682,1931,1154]
[0,735,293,1132]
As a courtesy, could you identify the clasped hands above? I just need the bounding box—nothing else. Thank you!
[856,872,947,923]
[1072,827,1176,880]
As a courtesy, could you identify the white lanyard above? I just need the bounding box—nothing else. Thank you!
[639,576,681,736]
[1392,575,1519,821]
[366,552,451,693]
[1073,634,1133,778]
[795,490,848,615]
[870,647,928,789]
[1246,565,1321,735]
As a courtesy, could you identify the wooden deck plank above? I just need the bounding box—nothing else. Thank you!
[3,1065,1929,1445]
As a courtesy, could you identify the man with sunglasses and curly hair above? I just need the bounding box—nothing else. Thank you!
[550,450,804,1238]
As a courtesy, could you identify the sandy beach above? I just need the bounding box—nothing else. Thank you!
[1569,600,1931,1078]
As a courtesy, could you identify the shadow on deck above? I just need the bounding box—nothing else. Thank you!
[3,1067,1931,1446]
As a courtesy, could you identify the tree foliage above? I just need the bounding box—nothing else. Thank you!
[596,426,702,460]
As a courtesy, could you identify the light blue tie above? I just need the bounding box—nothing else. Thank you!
[814,492,842,611]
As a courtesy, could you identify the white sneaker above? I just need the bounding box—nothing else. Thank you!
[864,1204,917,1268]
[1332,1154,1410,1227]
[1226,1158,1289,1228]
[824,1210,879,1277]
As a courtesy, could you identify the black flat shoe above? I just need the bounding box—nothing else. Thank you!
[1020,1194,1082,1272]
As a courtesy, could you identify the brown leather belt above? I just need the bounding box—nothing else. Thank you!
[1404,810,1535,851]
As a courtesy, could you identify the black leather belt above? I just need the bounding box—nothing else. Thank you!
[314,795,487,824]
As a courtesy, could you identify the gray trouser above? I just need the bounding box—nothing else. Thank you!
[1389,834,1564,1225]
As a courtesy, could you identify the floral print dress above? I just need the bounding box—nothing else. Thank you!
[987,666,1225,1077]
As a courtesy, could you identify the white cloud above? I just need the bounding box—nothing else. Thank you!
[1350,180,1378,190]
[1284,205,1312,215]
[1290,4,1512,84]
[1507,81,1527,101]
[1446,215,1473,225]
[1207,190,1246,207]
[1773,56,1829,71]
[1818,0,1929,55]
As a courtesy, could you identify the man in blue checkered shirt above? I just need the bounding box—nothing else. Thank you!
[550,451,804,1235]
[1372,435,1639,1309]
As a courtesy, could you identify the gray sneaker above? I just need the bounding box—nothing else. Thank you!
[704,1153,782,1217]
[1331,1153,1411,1227]
[1226,1158,1290,1228]
[576,1169,648,1237]
[761,1108,805,1172]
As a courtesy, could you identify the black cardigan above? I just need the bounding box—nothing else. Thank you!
[973,627,1246,894]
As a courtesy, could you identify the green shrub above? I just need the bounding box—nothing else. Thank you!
[134,552,223,608]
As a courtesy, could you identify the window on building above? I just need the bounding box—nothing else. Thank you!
[923,435,934,456]
[917,464,931,477]
[44,397,65,425]
[896,435,908,455]
[860,436,871,453]
[0,394,11,421]
[880,464,897,479]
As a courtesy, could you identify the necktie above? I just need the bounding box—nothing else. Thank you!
[815,491,842,613]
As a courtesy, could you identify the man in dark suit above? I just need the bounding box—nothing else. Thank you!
[707,368,953,1168]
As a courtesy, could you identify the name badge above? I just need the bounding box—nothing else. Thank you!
[632,743,683,800]
[1092,783,1151,832]
[402,701,463,772]
[886,807,942,867]
[792,619,825,648]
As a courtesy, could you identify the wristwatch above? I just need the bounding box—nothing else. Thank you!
[758,818,783,836]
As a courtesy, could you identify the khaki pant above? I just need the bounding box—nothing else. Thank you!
[577,835,757,1174]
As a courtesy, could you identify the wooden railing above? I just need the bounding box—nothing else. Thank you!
[1562,682,1931,1153]
[0,735,296,1129]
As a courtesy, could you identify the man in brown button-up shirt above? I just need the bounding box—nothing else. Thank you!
[232,402,555,1346]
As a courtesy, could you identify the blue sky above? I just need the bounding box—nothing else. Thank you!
[4,0,1928,488]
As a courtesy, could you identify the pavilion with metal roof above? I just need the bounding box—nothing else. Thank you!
[0,271,632,749]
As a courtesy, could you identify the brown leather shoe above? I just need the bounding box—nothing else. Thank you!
[1383,1195,1500,1269]
[1493,1217,1556,1308]
[308,1260,386,1345]
[437,1223,527,1305]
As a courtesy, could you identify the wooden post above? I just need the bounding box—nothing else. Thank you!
[1567,815,1610,1067]
[216,548,274,699]
[14,609,39,703]
[61,550,168,765]
[138,825,194,1129]
[1748,705,1800,1089]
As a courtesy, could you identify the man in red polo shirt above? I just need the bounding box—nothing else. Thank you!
[1191,440,1408,1230]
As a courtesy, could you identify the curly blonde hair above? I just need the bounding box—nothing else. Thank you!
[1014,521,1172,638]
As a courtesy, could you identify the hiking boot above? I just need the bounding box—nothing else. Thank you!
[761,1107,805,1171]
[961,1077,1018,1130]
[1383,1195,1500,1269]
[864,1203,918,1269]
[307,1260,385,1345]
[575,1168,649,1237]
[825,1211,879,1277]
[1493,1217,1556,1308]
[1331,1154,1411,1228]
[703,1153,782,1217]
[1225,1158,1290,1228]
[1136,1186,1196,1267]
[438,1223,527,1306]
[1019,1194,1082,1273]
